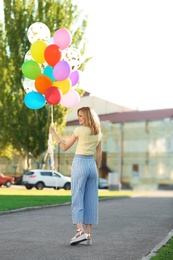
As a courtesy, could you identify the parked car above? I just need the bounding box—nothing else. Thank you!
[22,169,71,190]
[14,175,23,185]
[98,178,108,189]
[0,173,15,188]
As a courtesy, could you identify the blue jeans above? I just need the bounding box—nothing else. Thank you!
[71,155,98,225]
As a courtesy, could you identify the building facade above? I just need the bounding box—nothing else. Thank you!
[66,107,173,189]
[1,95,173,189]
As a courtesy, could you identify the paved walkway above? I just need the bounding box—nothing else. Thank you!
[0,191,173,260]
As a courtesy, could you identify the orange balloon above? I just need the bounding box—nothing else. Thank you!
[35,75,52,94]
[53,78,71,94]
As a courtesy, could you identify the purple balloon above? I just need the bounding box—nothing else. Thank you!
[53,60,71,81]
[69,70,80,86]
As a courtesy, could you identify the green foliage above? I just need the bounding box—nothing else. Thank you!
[0,144,19,159]
[0,0,87,168]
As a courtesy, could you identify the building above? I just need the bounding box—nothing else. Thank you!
[1,93,173,190]
[64,100,173,189]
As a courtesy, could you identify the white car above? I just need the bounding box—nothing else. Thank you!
[98,178,108,189]
[22,169,71,190]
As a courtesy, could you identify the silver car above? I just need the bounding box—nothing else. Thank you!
[22,169,71,190]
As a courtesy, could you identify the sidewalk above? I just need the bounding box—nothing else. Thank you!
[134,190,173,259]
[0,190,173,260]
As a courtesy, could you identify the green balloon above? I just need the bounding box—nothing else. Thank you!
[22,60,41,80]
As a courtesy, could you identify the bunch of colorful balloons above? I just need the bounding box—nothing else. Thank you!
[22,22,81,110]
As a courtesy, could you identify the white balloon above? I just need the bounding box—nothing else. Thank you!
[27,22,51,44]
[61,47,81,71]
[24,50,33,62]
[22,78,37,93]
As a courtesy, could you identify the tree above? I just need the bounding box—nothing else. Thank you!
[0,0,88,170]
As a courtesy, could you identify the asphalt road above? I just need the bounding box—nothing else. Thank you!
[0,191,173,260]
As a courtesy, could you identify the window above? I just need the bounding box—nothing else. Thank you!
[41,172,52,177]
[25,172,35,176]
[132,164,139,177]
[53,173,61,178]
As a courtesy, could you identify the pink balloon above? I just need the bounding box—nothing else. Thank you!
[69,70,80,86]
[60,89,80,108]
[53,28,72,50]
[53,60,71,81]
[45,86,62,105]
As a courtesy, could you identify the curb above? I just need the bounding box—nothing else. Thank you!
[0,202,71,215]
[141,229,173,259]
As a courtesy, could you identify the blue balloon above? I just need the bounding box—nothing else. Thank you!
[24,91,46,110]
[43,65,55,82]
[47,37,54,45]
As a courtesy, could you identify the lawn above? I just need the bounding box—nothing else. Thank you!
[0,186,133,211]
[150,238,173,260]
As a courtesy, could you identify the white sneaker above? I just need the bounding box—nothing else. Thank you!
[80,233,92,245]
[70,229,87,246]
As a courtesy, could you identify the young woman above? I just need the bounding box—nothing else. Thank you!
[49,106,102,246]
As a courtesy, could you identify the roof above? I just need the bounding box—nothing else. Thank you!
[67,108,173,125]
[66,94,132,122]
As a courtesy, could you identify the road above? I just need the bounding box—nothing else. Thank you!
[0,191,173,260]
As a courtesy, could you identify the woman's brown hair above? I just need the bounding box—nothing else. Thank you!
[77,107,101,135]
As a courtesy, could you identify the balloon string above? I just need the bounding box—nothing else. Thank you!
[48,105,55,170]
[51,105,54,125]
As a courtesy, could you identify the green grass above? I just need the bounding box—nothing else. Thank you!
[150,237,173,260]
[0,195,72,211]
[0,187,133,211]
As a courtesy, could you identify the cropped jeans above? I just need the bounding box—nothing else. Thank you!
[71,155,98,225]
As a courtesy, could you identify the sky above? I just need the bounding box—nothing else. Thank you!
[78,0,173,111]
[1,1,173,111]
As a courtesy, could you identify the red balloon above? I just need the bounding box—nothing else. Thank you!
[44,44,62,66]
[45,86,62,105]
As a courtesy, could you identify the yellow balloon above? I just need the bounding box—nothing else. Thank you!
[53,78,71,94]
[31,40,47,64]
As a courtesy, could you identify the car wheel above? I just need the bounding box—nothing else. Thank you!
[5,181,12,187]
[25,185,32,190]
[64,182,71,190]
[36,182,44,190]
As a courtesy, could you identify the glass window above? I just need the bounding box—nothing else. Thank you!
[25,172,35,176]
[53,172,61,178]
[40,172,52,177]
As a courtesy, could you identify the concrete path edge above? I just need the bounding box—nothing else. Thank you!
[141,229,173,259]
